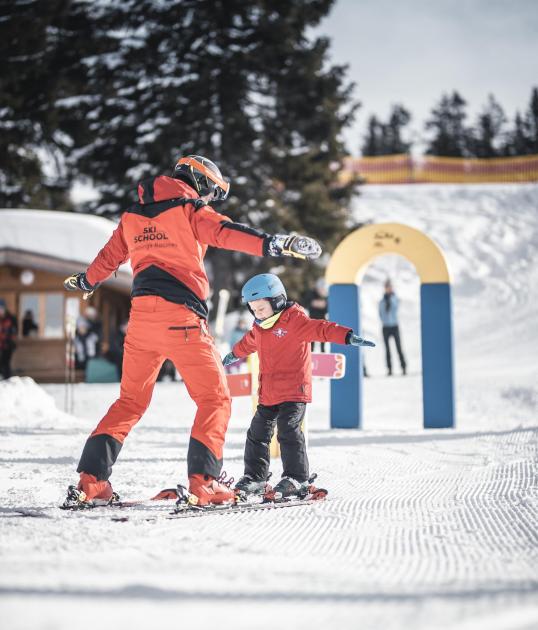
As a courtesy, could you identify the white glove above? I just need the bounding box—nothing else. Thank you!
[267,234,322,260]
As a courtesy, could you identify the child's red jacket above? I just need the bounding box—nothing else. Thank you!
[232,303,351,406]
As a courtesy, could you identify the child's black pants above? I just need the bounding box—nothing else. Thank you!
[244,402,308,482]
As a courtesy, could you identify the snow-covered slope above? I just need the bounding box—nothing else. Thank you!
[355,183,538,365]
[0,184,537,630]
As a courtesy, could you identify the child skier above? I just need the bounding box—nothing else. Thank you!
[222,273,374,499]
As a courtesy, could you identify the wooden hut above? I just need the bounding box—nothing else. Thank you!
[0,209,132,382]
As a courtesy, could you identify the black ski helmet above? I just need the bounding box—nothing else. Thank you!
[173,155,230,200]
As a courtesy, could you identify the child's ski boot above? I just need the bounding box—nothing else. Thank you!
[271,476,309,499]
[234,474,269,498]
[266,474,327,502]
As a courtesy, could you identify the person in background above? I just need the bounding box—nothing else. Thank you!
[0,298,18,380]
[158,359,178,382]
[229,313,251,348]
[107,320,128,380]
[379,279,407,376]
[303,278,329,352]
[22,310,38,337]
[225,313,251,373]
[74,317,100,372]
[83,306,103,357]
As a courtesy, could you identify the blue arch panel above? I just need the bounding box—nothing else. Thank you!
[421,283,455,428]
[329,284,362,428]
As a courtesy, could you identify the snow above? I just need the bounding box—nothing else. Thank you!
[0,209,131,275]
[0,377,80,430]
[1,184,537,629]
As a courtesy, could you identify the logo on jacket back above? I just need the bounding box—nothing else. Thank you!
[273,327,288,338]
[134,226,169,243]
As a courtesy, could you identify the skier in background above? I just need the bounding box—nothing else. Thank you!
[0,298,18,380]
[74,317,100,371]
[63,154,321,507]
[224,313,251,373]
[82,306,103,357]
[223,273,374,499]
[107,320,128,380]
[379,278,407,376]
[22,309,38,338]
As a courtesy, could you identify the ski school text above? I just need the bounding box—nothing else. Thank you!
[134,226,169,242]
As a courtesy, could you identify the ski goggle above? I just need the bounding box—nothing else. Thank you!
[175,156,230,200]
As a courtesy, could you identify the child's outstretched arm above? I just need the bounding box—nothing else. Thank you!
[347,333,375,347]
[222,328,258,366]
[295,311,375,347]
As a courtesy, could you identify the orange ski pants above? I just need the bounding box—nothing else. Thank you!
[87,296,231,478]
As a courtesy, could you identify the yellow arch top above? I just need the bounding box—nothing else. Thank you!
[325,222,450,285]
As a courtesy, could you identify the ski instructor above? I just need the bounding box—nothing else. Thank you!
[63,155,321,507]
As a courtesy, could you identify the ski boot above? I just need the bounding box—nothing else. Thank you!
[270,476,310,500]
[188,473,235,506]
[61,473,118,510]
[78,472,115,501]
[234,474,269,498]
[267,474,327,502]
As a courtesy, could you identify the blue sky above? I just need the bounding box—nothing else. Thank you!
[314,0,538,153]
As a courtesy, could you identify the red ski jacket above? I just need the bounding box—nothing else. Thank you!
[85,176,269,318]
[233,303,351,406]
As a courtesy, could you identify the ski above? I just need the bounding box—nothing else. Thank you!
[60,482,328,517]
[59,485,179,511]
[167,488,327,519]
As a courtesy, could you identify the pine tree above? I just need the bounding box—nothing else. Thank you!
[502,88,538,156]
[524,87,538,153]
[0,0,77,208]
[12,0,358,306]
[361,106,411,156]
[384,105,412,154]
[470,95,507,158]
[243,4,359,299]
[502,112,528,156]
[361,116,384,156]
[424,91,473,157]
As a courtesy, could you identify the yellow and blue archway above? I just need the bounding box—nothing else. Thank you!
[326,223,455,429]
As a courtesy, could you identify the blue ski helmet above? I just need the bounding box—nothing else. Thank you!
[241,274,287,313]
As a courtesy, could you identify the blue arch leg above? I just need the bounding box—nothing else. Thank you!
[329,284,362,428]
[421,283,455,428]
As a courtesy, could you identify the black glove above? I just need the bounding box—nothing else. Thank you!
[266,234,322,260]
[63,272,97,299]
[346,331,376,347]
[222,352,240,367]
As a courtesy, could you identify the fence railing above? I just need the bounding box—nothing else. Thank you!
[342,153,538,184]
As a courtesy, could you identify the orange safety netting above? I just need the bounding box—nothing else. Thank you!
[342,154,538,184]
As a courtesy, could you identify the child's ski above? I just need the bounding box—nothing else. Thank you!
[59,483,327,517]
[167,484,327,519]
